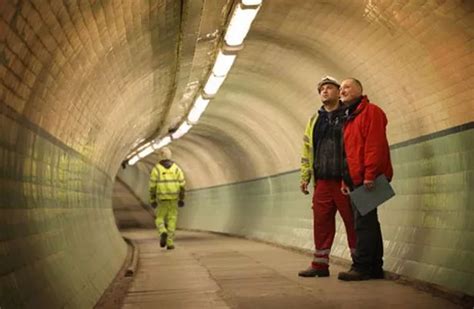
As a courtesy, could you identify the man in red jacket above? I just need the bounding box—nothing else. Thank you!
[337,78,393,281]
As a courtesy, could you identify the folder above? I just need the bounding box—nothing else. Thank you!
[349,174,395,216]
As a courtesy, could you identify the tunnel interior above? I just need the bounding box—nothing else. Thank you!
[0,0,473,307]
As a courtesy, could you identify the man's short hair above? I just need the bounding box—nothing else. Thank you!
[348,78,363,93]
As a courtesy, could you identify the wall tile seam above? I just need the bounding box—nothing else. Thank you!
[391,122,474,150]
[391,149,474,163]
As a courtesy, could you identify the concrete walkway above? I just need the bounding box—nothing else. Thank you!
[120,229,459,309]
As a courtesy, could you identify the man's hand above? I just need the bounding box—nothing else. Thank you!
[300,182,310,195]
[364,180,375,191]
[178,200,185,208]
[341,182,350,195]
[151,202,158,209]
[341,187,350,195]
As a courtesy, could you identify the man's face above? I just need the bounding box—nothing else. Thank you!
[319,83,339,104]
[340,79,362,103]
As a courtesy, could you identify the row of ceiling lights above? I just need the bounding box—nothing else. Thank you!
[127,0,262,166]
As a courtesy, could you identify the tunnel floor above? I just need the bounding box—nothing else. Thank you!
[114,229,458,309]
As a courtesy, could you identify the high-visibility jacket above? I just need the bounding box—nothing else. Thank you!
[149,162,185,203]
[300,113,318,185]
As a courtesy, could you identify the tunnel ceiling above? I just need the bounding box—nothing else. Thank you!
[172,0,474,189]
[1,0,473,189]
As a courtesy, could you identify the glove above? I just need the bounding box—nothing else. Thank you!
[178,200,185,208]
[300,181,309,195]
[151,202,158,209]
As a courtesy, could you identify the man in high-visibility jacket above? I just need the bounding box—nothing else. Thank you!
[298,76,356,277]
[149,147,185,250]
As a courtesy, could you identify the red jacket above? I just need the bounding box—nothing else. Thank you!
[343,96,393,186]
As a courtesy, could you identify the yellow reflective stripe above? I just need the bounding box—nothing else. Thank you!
[157,185,179,192]
[301,158,309,163]
[156,180,181,184]
[157,194,180,200]
[303,135,310,143]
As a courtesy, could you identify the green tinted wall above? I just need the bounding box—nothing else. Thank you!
[382,126,474,294]
[0,116,127,308]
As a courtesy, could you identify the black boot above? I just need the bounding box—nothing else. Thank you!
[370,268,385,279]
[160,232,168,248]
[298,267,329,277]
[338,269,371,281]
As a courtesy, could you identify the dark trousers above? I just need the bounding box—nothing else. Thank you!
[351,206,384,274]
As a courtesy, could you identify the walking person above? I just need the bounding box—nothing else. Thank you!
[149,147,186,250]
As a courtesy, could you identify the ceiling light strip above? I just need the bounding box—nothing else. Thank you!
[127,0,262,165]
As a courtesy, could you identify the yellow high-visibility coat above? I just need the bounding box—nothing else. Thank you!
[149,162,185,203]
[300,113,318,185]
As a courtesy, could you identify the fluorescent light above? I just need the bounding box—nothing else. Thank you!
[204,74,226,96]
[136,142,151,152]
[138,146,154,158]
[242,0,262,5]
[153,136,172,149]
[171,122,192,140]
[128,156,140,166]
[224,4,260,46]
[212,51,236,76]
[187,96,210,124]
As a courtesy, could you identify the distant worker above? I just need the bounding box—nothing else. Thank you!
[149,147,186,250]
[299,76,357,277]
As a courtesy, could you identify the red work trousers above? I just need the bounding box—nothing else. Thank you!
[311,179,356,270]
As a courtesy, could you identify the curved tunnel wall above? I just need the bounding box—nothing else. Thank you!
[0,0,227,307]
[0,0,473,307]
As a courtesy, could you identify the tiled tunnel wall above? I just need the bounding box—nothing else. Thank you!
[1,0,473,307]
[0,0,187,307]
[0,115,127,307]
[119,125,474,296]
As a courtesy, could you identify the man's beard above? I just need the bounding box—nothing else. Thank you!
[322,98,337,105]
